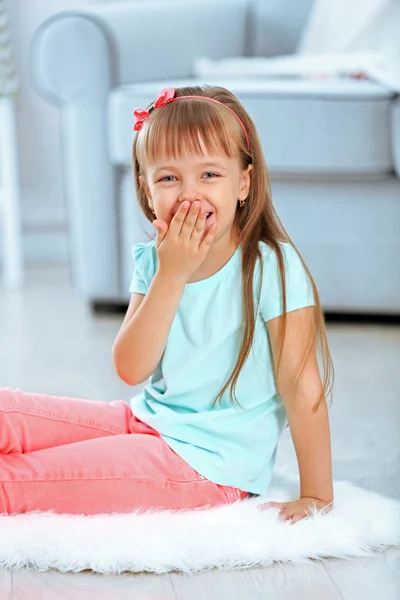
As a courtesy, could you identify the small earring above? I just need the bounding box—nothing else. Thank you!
[239,199,247,208]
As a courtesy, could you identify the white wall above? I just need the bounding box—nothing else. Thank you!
[5,0,132,265]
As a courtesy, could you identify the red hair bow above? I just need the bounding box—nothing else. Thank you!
[133,88,176,131]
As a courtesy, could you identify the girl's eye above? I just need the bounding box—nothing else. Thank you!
[160,176,177,182]
[203,172,218,179]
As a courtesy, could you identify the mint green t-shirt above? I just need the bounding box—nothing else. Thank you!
[128,239,315,496]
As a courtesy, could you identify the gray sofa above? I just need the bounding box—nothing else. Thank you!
[31,0,400,314]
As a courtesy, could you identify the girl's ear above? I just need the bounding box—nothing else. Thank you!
[239,164,252,199]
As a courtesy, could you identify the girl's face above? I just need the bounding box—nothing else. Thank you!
[140,145,252,246]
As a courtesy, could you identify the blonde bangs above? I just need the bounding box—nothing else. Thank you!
[136,99,242,170]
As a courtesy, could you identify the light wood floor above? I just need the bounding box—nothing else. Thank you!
[0,265,399,599]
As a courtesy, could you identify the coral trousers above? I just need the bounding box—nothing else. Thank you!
[0,387,249,515]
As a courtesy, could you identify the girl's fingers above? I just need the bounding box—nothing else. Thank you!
[199,222,217,249]
[180,201,201,239]
[168,201,216,247]
[168,202,190,236]
[191,206,207,238]
[153,219,168,249]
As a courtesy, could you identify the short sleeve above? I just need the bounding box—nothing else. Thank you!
[128,242,149,295]
[258,242,315,322]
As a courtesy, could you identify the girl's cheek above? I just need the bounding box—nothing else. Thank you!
[153,193,173,221]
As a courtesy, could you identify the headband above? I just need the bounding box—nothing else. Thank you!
[133,87,250,152]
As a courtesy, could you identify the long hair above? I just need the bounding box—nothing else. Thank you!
[132,85,334,420]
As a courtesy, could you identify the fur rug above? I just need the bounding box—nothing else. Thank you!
[0,470,399,574]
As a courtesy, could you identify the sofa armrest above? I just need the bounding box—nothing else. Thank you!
[31,0,248,105]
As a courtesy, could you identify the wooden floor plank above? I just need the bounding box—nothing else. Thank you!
[322,550,400,600]
[169,560,343,600]
[12,568,176,599]
[0,569,12,600]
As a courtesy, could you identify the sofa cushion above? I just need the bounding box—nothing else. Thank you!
[108,78,394,176]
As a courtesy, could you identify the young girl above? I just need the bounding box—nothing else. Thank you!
[0,86,334,523]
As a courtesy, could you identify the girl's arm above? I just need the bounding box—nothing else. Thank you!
[266,306,334,503]
[112,271,186,386]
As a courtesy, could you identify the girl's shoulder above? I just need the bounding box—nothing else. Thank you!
[255,240,314,320]
[131,239,158,279]
[256,239,311,285]
[257,240,299,264]
[132,239,157,262]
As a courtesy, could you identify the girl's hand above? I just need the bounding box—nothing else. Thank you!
[257,497,333,524]
[153,201,217,283]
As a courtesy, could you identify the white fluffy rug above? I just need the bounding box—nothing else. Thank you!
[1,470,399,574]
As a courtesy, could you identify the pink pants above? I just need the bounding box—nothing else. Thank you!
[0,387,249,515]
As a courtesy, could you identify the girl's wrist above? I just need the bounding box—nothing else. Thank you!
[300,494,334,504]
[155,268,187,288]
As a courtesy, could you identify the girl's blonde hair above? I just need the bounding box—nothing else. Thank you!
[132,85,334,420]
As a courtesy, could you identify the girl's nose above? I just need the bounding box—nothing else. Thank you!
[178,180,203,202]
[179,191,202,205]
